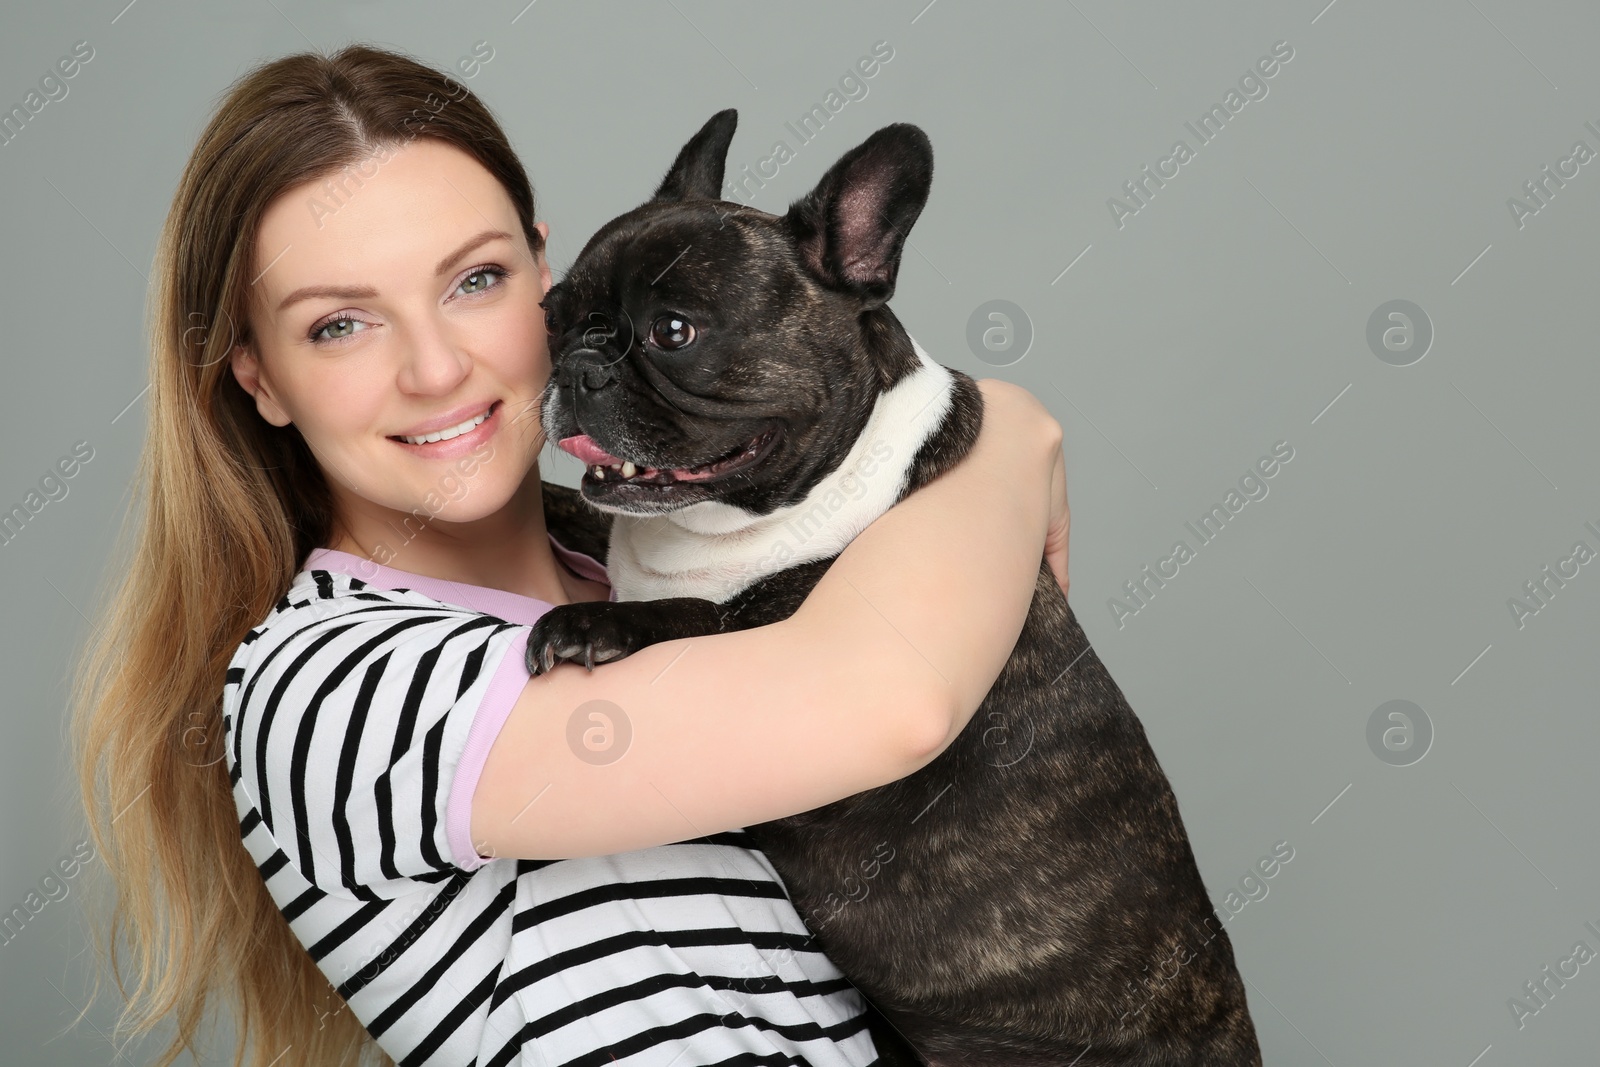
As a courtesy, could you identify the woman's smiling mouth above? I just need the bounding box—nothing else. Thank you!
[388,400,502,455]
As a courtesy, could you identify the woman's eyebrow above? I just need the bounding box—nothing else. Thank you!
[276,283,378,313]
[274,228,516,313]
[433,228,515,277]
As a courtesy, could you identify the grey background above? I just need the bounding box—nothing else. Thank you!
[2,0,1596,1063]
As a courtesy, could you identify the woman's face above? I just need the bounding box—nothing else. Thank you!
[230,138,553,538]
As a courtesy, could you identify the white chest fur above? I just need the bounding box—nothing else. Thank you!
[605,336,956,604]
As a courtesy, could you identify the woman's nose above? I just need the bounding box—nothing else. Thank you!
[396,319,472,395]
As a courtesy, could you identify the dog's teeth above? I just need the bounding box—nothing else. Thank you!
[592,465,605,478]
[620,461,637,478]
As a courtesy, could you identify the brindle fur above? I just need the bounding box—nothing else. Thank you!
[541,480,611,562]
[531,111,1261,1066]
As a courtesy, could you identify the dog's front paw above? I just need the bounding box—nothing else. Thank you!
[526,603,645,674]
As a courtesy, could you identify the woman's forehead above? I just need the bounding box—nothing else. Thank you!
[251,140,521,300]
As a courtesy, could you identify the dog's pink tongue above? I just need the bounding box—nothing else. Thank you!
[558,434,624,466]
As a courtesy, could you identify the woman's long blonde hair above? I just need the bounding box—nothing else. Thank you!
[70,43,546,1067]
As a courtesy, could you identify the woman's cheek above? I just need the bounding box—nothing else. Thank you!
[489,297,550,384]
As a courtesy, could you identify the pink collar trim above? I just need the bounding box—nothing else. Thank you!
[302,532,615,626]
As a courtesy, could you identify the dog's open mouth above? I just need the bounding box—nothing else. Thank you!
[560,427,781,490]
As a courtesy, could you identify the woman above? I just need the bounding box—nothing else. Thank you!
[72,44,1070,1067]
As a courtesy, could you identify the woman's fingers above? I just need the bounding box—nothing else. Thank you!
[1044,444,1069,599]
[973,378,1070,599]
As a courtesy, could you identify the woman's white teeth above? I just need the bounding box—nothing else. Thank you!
[400,407,491,445]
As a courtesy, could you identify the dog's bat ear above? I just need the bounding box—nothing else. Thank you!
[782,123,933,310]
[652,109,739,201]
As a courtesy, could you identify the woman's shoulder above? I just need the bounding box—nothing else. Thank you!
[222,560,529,760]
[271,563,477,622]
[223,563,531,892]
[226,562,520,691]
[227,566,482,667]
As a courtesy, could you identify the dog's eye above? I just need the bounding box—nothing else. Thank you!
[649,314,696,351]
[543,306,559,339]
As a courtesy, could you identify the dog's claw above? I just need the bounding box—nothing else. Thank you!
[526,603,648,676]
[529,640,560,676]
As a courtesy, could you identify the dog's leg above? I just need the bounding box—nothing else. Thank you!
[526,597,729,674]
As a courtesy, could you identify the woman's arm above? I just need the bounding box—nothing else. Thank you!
[471,378,1066,860]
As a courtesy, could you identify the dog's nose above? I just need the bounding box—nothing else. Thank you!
[561,349,618,393]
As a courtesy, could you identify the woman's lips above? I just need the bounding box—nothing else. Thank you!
[389,400,501,459]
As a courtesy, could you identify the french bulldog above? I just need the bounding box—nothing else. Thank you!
[528,110,1261,1066]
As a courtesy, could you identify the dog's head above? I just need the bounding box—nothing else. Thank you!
[540,108,933,518]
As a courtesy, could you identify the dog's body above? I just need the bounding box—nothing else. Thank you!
[530,111,1260,1066]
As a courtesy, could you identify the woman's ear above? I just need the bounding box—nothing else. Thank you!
[533,220,553,293]
[228,344,293,427]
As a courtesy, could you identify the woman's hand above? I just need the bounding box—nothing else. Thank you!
[973,378,1070,600]
[1044,444,1070,599]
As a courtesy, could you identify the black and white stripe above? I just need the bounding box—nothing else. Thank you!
[224,561,884,1066]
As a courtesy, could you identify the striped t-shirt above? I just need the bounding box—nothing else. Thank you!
[223,533,884,1066]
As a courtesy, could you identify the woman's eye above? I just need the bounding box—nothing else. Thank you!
[307,266,507,345]
[649,314,696,351]
[310,317,367,344]
[457,266,507,295]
